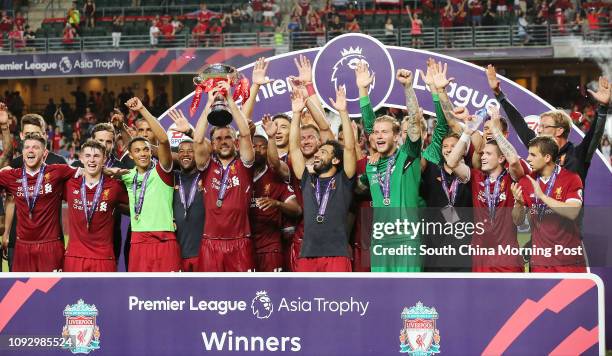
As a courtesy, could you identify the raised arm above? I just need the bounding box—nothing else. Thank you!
[0,103,13,168]
[489,105,524,181]
[125,97,173,171]
[242,57,272,120]
[218,79,255,165]
[193,89,215,170]
[262,114,291,181]
[446,119,479,182]
[423,61,454,167]
[288,91,307,179]
[581,76,610,163]
[330,85,356,178]
[356,62,375,134]
[486,64,535,147]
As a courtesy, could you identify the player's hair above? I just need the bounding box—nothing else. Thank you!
[253,134,268,143]
[22,132,47,148]
[127,136,150,151]
[178,138,194,145]
[209,125,236,139]
[20,113,46,132]
[528,136,559,161]
[485,116,509,134]
[374,115,400,134]
[272,113,291,123]
[442,132,461,143]
[300,124,321,139]
[91,123,116,141]
[485,139,504,157]
[81,139,107,157]
[322,139,344,166]
[540,110,571,139]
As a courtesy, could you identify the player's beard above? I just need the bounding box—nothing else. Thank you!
[216,145,235,159]
[313,159,333,175]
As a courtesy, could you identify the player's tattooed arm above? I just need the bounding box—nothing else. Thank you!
[262,114,291,181]
[396,69,421,120]
[193,88,215,170]
[289,91,307,180]
[0,103,13,168]
[489,106,524,181]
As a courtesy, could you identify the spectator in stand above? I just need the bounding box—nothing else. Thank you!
[497,0,508,18]
[0,11,13,32]
[263,0,278,27]
[62,23,77,49]
[328,15,344,37]
[160,17,176,45]
[8,25,25,49]
[288,15,301,32]
[482,5,497,26]
[454,0,468,27]
[571,11,584,34]
[14,11,25,30]
[111,15,123,48]
[384,17,395,43]
[517,10,530,44]
[469,0,484,26]
[345,17,360,33]
[601,136,611,164]
[44,99,57,124]
[171,16,184,35]
[191,19,208,47]
[536,1,549,25]
[407,6,423,48]
[252,0,263,23]
[149,20,160,48]
[67,2,80,31]
[586,7,602,40]
[208,19,223,46]
[555,8,567,33]
[198,3,215,23]
[23,25,35,47]
[83,0,96,28]
[51,126,62,152]
[440,5,454,48]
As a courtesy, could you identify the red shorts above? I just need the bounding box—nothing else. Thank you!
[352,244,370,272]
[295,256,352,272]
[13,239,64,272]
[255,250,283,272]
[128,232,181,272]
[181,257,199,272]
[63,256,117,272]
[198,238,255,272]
[531,265,587,273]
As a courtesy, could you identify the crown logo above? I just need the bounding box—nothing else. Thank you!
[341,46,363,57]
[256,290,268,297]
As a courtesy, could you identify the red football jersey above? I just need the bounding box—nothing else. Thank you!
[202,155,254,239]
[519,167,585,267]
[64,177,128,260]
[250,166,295,253]
[470,167,522,268]
[0,164,75,242]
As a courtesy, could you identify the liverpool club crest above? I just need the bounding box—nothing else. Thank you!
[399,301,440,355]
[61,299,101,354]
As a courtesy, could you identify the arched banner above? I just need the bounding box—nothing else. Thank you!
[159,33,611,207]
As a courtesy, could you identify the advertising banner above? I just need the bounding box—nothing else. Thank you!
[0,274,604,355]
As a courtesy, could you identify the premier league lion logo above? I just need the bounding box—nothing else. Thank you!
[331,47,374,102]
[251,291,273,319]
[59,57,73,74]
